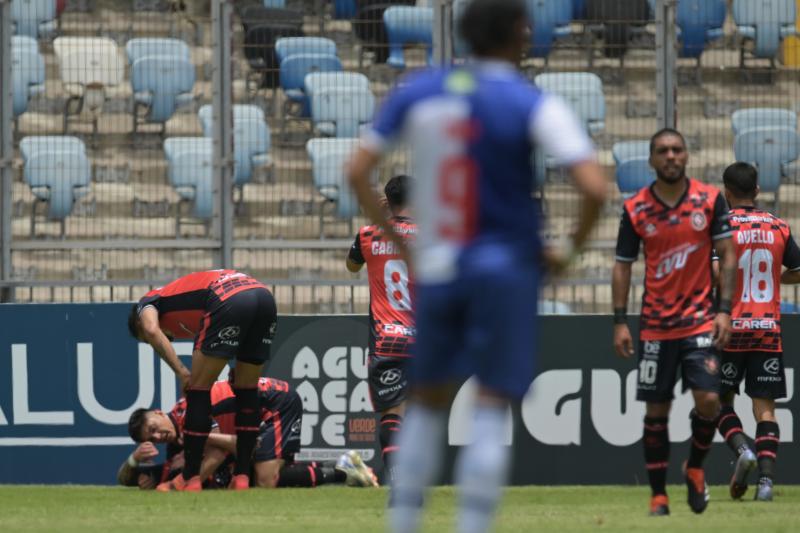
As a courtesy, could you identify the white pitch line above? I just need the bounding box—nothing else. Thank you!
[0,437,131,446]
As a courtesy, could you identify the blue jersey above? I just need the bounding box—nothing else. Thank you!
[363,61,594,284]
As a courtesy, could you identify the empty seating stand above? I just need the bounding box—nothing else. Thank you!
[587,0,650,63]
[734,127,799,194]
[131,56,196,133]
[311,86,375,138]
[383,6,434,69]
[20,136,90,237]
[11,43,45,118]
[164,137,213,235]
[306,138,361,225]
[241,6,304,90]
[612,141,655,195]
[11,0,57,38]
[275,37,338,64]
[305,72,372,136]
[279,53,343,122]
[733,0,797,66]
[353,0,416,66]
[731,108,797,136]
[675,0,726,60]
[527,0,572,59]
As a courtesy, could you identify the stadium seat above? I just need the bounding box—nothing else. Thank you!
[231,119,272,186]
[733,127,799,193]
[733,0,797,60]
[731,108,797,137]
[11,47,45,118]
[780,301,800,313]
[675,0,726,59]
[131,56,196,133]
[538,299,573,314]
[263,0,286,7]
[170,150,214,223]
[197,104,266,137]
[572,0,586,18]
[612,141,655,194]
[125,38,192,64]
[306,138,361,219]
[311,86,375,138]
[279,53,343,116]
[275,37,337,64]
[11,0,57,38]
[23,150,91,236]
[527,0,572,59]
[53,37,125,133]
[534,72,605,135]
[20,135,85,163]
[383,6,434,69]
[243,23,304,90]
[11,34,39,52]
[304,71,370,100]
[333,0,357,19]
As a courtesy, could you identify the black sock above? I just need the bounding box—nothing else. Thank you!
[234,386,260,476]
[717,404,749,455]
[643,416,669,496]
[379,413,402,482]
[277,463,347,487]
[687,410,717,469]
[183,388,212,479]
[755,421,779,480]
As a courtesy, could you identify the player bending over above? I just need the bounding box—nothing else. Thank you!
[346,175,416,483]
[124,377,378,489]
[128,269,277,491]
[713,162,800,501]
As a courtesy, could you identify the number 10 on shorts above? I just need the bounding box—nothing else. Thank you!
[639,359,658,385]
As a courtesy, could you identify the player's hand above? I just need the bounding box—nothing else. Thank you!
[178,367,191,393]
[138,473,157,490]
[712,311,732,349]
[132,442,159,463]
[613,324,634,358]
[543,247,570,276]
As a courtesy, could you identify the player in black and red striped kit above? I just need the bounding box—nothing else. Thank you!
[128,270,277,491]
[346,175,416,482]
[712,163,800,502]
[612,129,737,516]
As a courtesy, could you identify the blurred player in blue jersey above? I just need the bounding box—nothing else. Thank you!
[347,0,607,531]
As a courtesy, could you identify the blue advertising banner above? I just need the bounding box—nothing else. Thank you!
[0,304,797,485]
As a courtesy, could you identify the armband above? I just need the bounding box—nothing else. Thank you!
[718,300,732,315]
[613,307,628,325]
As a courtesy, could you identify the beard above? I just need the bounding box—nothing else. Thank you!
[656,168,685,184]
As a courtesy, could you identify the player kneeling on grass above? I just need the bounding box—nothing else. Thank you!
[712,162,800,502]
[125,377,378,489]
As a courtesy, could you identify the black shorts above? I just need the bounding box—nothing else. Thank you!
[368,354,409,412]
[253,390,302,463]
[636,333,720,402]
[720,351,787,400]
[195,287,277,365]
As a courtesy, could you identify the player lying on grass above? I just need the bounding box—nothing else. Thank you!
[125,377,378,490]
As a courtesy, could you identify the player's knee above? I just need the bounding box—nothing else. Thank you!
[719,391,736,406]
[752,399,777,423]
[255,469,279,488]
[645,402,671,418]
[693,392,720,418]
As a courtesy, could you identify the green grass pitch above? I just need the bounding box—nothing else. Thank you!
[0,485,797,532]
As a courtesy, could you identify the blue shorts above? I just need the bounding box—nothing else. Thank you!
[410,245,540,400]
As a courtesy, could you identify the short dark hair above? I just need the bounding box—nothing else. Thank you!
[128,408,150,442]
[384,175,412,210]
[649,128,686,155]
[458,0,528,57]
[723,162,758,199]
[127,304,140,339]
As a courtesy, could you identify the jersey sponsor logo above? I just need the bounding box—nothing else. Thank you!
[696,335,712,348]
[732,318,777,330]
[290,419,302,435]
[383,324,416,336]
[219,326,240,340]
[370,240,401,256]
[722,362,738,379]
[643,341,661,358]
[379,368,402,386]
[655,244,700,280]
[764,358,781,375]
[737,229,775,245]
[691,211,707,231]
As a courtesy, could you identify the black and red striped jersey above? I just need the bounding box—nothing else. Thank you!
[348,216,417,357]
[726,206,800,352]
[616,178,732,341]
[137,270,266,339]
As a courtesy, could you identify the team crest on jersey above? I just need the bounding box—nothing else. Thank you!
[704,357,719,375]
[645,223,657,236]
[691,211,707,231]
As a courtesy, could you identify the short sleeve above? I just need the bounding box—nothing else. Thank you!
[710,193,732,240]
[529,94,596,167]
[783,233,800,271]
[361,79,418,154]
[136,293,159,315]
[348,233,365,265]
[615,208,640,262]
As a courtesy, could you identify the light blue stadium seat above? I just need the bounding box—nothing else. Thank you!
[734,127,799,193]
[733,0,797,59]
[383,6,434,69]
[731,108,797,136]
[170,150,214,220]
[280,53,343,116]
[20,135,85,163]
[676,0,726,58]
[232,119,271,186]
[527,0,572,58]
[131,56,195,130]
[11,47,45,117]
[534,72,605,135]
[304,71,370,99]
[263,0,286,7]
[333,0,357,19]
[613,140,655,194]
[538,299,573,315]
[306,138,361,218]
[197,104,265,137]
[311,86,375,138]
[163,137,213,198]
[125,38,191,64]
[24,150,90,221]
[11,0,57,38]
[780,301,800,313]
[11,35,39,52]
[275,37,337,64]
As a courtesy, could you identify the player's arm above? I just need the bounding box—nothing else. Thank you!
[781,233,800,284]
[198,444,228,481]
[117,442,159,486]
[611,208,639,358]
[206,430,237,454]
[710,194,734,348]
[138,306,191,388]
[346,233,365,273]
